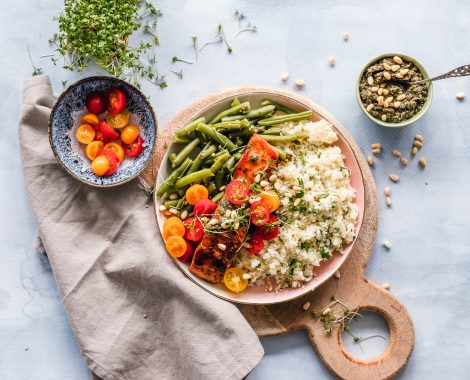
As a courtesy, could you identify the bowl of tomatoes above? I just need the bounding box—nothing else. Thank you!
[48,76,157,187]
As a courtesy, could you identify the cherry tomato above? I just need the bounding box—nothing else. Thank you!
[185,184,209,205]
[246,235,264,255]
[103,142,125,162]
[96,121,119,140]
[86,91,106,114]
[193,199,218,216]
[107,88,126,115]
[92,155,109,176]
[106,108,130,130]
[183,217,204,242]
[165,235,187,258]
[93,130,110,144]
[249,200,270,226]
[100,149,120,176]
[76,124,95,144]
[178,241,195,263]
[223,267,248,293]
[80,113,99,126]
[86,141,104,161]
[226,180,250,206]
[120,125,139,144]
[122,136,144,157]
[260,190,281,212]
[253,214,280,241]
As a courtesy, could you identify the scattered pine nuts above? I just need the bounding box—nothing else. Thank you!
[180,210,188,220]
[383,64,392,71]
[372,148,381,155]
[456,92,465,100]
[334,270,341,279]
[260,180,269,188]
[367,76,374,86]
[381,114,387,122]
[383,101,389,108]
[371,143,382,149]
[281,72,289,81]
[393,101,401,108]
[391,65,400,72]
[389,174,399,182]
[328,56,335,66]
[322,307,332,316]
[366,104,374,112]
[163,210,172,217]
[293,198,302,206]
[382,240,392,249]
[217,243,227,251]
[414,134,424,142]
[399,68,409,76]
[371,86,378,92]
[343,31,349,41]
[384,186,391,196]
[367,156,374,166]
[397,94,406,101]
[169,208,178,215]
[284,192,293,198]
[392,149,401,157]
[393,56,403,64]
[413,140,423,148]
[383,71,391,80]
[159,205,167,211]
[169,193,178,200]
[377,88,384,95]
[292,185,302,192]
[411,146,418,156]
[254,173,261,183]
[382,283,391,290]
[269,174,277,182]
[385,196,392,207]
[295,79,305,88]
[382,89,390,96]
[400,157,409,166]
[419,157,427,168]
[303,302,311,311]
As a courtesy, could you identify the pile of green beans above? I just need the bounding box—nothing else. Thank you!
[158,97,313,216]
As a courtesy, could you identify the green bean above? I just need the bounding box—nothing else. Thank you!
[177,188,186,198]
[173,136,191,144]
[175,169,214,189]
[209,152,230,173]
[172,138,200,167]
[260,100,295,114]
[207,182,217,195]
[258,111,313,126]
[231,97,241,107]
[258,132,309,143]
[273,147,287,160]
[262,127,282,135]
[187,157,202,174]
[195,130,207,146]
[209,102,250,124]
[175,117,205,137]
[214,170,224,190]
[169,152,177,163]
[157,157,192,197]
[213,119,250,131]
[164,199,179,208]
[196,123,237,151]
[228,129,254,138]
[222,105,275,121]
[224,156,237,170]
[198,143,217,160]
[211,191,224,203]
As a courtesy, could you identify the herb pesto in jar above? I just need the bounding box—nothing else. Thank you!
[359,56,428,123]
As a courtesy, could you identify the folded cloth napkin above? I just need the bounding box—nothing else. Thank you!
[19,75,263,380]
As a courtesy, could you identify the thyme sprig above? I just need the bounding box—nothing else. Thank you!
[27,45,42,77]
[138,178,156,201]
[233,10,257,38]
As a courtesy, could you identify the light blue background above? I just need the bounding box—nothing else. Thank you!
[1,0,469,379]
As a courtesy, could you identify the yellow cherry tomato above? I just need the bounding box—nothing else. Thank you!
[185,184,209,205]
[76,124,96,144]
[120,125,139,144]
[260,190,281,212]
[223,267,248,293]
[103,142,125,162]
[165,235,187,258]
[106,108,130,129]
[92,155,109,176]
[163,216,185,240]
[86,141,104,161]
[80,113,99,126]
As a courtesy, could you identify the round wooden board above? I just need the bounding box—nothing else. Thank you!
[141,87,414,380]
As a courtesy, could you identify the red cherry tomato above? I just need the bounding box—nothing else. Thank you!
[178,241,195,263]
[226,180,250,206]
[94,130,110,144]
[96,121,119,140]
[193,199,218,216]
[253,214,280,241]
[183,217,204,242]
[122,135,144,157]
[100,149,120,176]
[249,200,271,226]
[86,91,106,114]
[107,88,127,115]
[246,235,264,254]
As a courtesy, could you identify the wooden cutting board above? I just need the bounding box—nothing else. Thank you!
[142,87,414,380]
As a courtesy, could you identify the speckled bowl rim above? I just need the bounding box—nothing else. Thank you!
[48,76,158,188]
[355,53,433,128]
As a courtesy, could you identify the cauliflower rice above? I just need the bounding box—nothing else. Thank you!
[235,119,358,290]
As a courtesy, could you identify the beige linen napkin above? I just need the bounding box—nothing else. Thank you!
[19,75,263,380]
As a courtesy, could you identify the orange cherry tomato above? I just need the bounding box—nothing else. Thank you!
[165,235,187,258]
[185,184,209,205]
[260,190,281,212]
[86,141,104,161]
[103,142,125,162]
[76,124,96,144]
[223,268,248,293]
[120,125,139,144]
[163,217,185,240]
[91,155,109,176]
[106,108,130,130]
[80,113,99,126]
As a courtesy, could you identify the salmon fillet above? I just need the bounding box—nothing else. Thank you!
[190,134,279,283]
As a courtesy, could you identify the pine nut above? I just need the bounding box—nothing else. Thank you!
[328,56,335,66]
[293,198,301,206]
[376,95,384,104]
[383,101,389,108]
[260,180,269,188]
[389,174,399,182]
[411,146,418,156]
[393,101,401,108]
[384,186,391,196]
[180,210,188,220]
[322,307,331,316]
[382,89,390,95]
[392,150,401,157]
[254,173,261,183]
[295,79,305,88]
[386,196,392,207]
[303,301,311,311]
[383,64,392,71]
[395,73,404,79]
[233,221,240,230]
[372,148,381,155]
[400,157,408,166]
[334,270,341,279]
[217,243,227,251]
[413,140,423,148]
[381,114,387,122]
[269,174,277,182]
[242,273,251,280]
[383,72,391,80]
[456,92,465,100]
[371,143,382,149]
[378,88,383,95]
[284,192,293,198]
[397,94,406,101]
[367,156,374,166]
[399,69,409,76]
[419,158,427,168]
[386,96,393,103]
[414,134,424,142]
[391,65,400,72]
[343,31,349,41]
[163,210,173,217]
[366,104,374,112]
[281,72,289,81]
[159,205,167,211]
[393,56,403,64]
[292,186,302,192]
[382,240,392,249]
[169,208,178,215]
[169,193,178,200]
[208,218,218,226]
[221,221,230,229]
[367,76,374,85]
[219,185,226,191]
[371,86,378,92]
[382,283,391,290]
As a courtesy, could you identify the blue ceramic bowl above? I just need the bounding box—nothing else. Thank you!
[49,76,157,187]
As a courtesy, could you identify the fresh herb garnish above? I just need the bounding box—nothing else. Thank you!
[27,45,42,76]
[319,246,331,259]
[233,9,257,38]
[170,69,183,79]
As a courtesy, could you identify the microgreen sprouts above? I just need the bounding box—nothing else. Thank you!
[27,45,42,77]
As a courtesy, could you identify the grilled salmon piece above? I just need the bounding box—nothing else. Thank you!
[190,134,279,283]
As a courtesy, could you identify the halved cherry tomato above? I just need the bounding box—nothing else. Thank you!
[178,241,194,263]
[104,142,125,162]
[183,217,204,242]
[163,216,185,240]
[106,108,130,130]
[96,121,119,140]
[250,200,270,226]
[165,235,187,258]
[260,190,281,212]
[80,113,99,126]
[86,141,104,161]
[86,91,106,114]
[246,235,264,254]
[100,149,120,176]
[226,180,250,206]
[253,214,280,241]
[120,125,139,144]
[223,267,248,293]
[107,88,126,115]
[122,136,144,157]
[193,199,218,216]
[185,184,209,206]
[91,155,109,176]
[76,124,95,144]
[93,130,110,144]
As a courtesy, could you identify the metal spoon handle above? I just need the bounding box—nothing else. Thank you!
[417,64,470,84]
